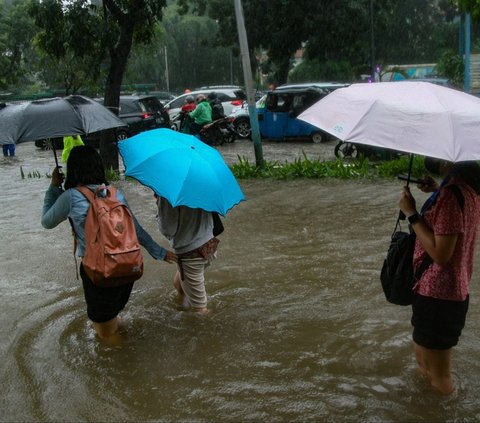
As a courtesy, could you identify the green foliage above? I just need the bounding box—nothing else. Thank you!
[232,153,426,181]
[182,0,458,85]
[458,0,480,17]
[289,59,355,83]
[105,167,120,182]
[0,0,38,90]
[149,10,243,91]
[376,155,426,178]
[232,153,374,180]
[436,49,465,86]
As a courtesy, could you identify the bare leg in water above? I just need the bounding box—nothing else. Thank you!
[414,342,454,395]
[93,317,122,345]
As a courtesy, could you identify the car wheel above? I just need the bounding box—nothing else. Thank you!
[171,122,179,131]
[334,142,358,159]
[35,139,49,149]
[310,131,323,143]
[36,138,64,150]
[116,129,130,141]
[234,118,251,139]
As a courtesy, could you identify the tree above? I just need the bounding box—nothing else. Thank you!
[458,0,480,16]
[179,0,314,85]
[0,0,37,90]
[29,0,167,170]
[182,0,458,85]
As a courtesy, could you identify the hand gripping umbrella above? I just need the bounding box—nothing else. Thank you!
[0,95,126,166]
[118,128,245,216]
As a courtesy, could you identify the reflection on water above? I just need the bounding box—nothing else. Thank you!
[1,142,480,422]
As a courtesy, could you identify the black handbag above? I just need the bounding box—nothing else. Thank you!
[380,228,432,305]
[212,212,224,237]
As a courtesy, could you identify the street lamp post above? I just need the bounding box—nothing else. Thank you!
[370,0,375,82]
[233,0,264,167]
[164,46,170,92]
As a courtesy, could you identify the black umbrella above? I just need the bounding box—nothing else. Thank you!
[0,95,126,166]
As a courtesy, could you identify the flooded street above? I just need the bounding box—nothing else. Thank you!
[1,140,480,422]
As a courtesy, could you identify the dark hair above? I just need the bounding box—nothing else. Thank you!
[64,146,108,190]
[452,161,480,194]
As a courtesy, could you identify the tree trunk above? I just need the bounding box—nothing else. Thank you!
[273,56,291,85]
[100,21,135,172]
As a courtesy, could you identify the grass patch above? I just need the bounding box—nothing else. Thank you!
[20,166,52,179]
[231,153,427,180]
[105,167,120,181]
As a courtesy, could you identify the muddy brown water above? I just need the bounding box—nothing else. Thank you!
[1,140,480,422]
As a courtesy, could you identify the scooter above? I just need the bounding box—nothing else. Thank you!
[199,116,237,146]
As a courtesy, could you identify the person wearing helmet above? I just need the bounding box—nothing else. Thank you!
[189,94,212,135]
[207,92,225,121]
[181,95,196,113]
[179,96,196,133]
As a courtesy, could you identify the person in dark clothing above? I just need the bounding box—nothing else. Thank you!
[207,92,225,121]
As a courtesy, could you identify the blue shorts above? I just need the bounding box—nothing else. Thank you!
[80,264,134,323]
[411,293,469,350]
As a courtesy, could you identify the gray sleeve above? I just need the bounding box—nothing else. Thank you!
[157,197,179,240]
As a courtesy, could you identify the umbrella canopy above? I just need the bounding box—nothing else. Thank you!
[298,81,480,162]
[0,95,125,145]
[118,128,245,216]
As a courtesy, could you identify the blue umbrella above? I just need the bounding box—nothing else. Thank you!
[118,128,245,216]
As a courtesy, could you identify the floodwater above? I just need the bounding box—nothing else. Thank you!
[1,140,480,422]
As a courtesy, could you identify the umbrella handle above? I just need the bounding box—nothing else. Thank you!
[52,142,59,168]
[398,154,414,220]
[52,141,64,186]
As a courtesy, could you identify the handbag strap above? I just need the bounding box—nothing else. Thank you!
[413,252,433,281]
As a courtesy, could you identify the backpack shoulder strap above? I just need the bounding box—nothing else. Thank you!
[76,185,114,204]
[75,186,95,204]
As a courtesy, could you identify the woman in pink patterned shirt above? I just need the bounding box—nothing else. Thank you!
[399,158,480,395]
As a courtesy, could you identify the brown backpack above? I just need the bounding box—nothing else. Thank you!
[76,185,143,287]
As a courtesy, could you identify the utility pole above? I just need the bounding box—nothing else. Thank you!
[464,13,471,93]
[164,46,170,92]
[230,49,234,85]
[233,0,264,167]
[370,0,375,82]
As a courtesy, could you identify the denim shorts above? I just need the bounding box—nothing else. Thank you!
[411,293,469,350]
[80,264,134,323]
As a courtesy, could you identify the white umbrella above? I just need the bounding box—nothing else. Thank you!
[298,81,480,162]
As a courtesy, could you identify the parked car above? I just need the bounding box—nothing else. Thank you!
[113,95,170,140]
[35,95,170,149]
[149,91,177,104]
[165,87,246,130]
[228,83,348,142]
[257,82,349,142]
[228,95,267,139]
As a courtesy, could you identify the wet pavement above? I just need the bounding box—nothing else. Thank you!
[1,139,480,422]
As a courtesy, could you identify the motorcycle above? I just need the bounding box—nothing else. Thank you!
[198,116,237,146]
